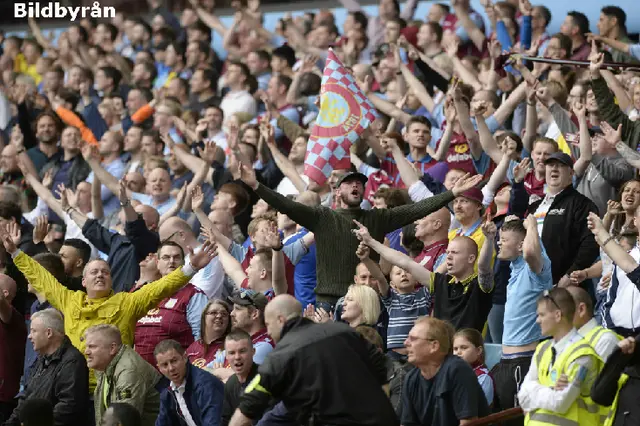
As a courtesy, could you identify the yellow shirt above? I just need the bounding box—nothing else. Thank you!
[14,250,194,391]
[448,222,496,272]
[14,53,42,85]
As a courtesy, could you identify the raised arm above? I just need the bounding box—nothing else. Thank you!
[572,100,592,177]
[215,240,248,289]
[356,241,390,298]
[523,215,544,274]
[382,136,419,187]
[240,164,320,231]
[452,84,482,159]
[81,143,126,198]
[588,212,638,274]
[478,222,496,292]
[353,220,433,288]
[475,105,503,164]
[262,122,307,194]
[602,122,640,170]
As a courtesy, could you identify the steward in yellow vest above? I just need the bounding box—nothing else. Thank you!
[592,336,640,426]
[518,288,605,426]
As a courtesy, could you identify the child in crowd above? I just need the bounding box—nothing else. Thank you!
[453,328,494,407]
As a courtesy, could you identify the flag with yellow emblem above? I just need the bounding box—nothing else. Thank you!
[304,49,377,185]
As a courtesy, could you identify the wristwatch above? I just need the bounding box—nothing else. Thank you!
[120,200,131,208]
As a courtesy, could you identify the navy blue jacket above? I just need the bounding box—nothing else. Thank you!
[157,363,225,426]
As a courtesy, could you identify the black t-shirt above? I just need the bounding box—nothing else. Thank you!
[432,274,493,332]
[401,355,490,426]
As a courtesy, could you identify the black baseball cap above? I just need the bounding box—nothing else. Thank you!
[228,290,268,311]
[544,152,574,167]
[336,172,368,187]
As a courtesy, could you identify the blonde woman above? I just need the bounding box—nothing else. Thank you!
[341,284,382,328]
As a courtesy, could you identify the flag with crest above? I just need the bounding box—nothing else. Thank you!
[304,49,377,185]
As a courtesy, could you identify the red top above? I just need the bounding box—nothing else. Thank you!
[186,338,226,368]
[0,308,26,401]
[414,239,449,272]
[134,284,203,366]
[524,170,545,198]
[443,133,477,175]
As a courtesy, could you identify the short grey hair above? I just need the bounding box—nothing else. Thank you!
[82,258,111,277]
[31,308,64,334]
[84,324,122,346]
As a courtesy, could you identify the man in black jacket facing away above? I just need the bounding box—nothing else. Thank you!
[527,152,599,288]
[4,308,89,426]
[228,295,398,426]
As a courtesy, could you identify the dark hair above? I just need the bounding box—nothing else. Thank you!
[534,5,552,27]
[229,60,252,83]
[58,88,81,111]
[454,328,485,363]
[373,188,409,208]
[567,11,590,36]
[225,328,252,346]
[496,131,523,153]
[99,66,123,89]
[273,74,293,92]
[71,23,89,43]
[23,37,44,55]
[35,110,62,134]
[401,223,424,257]
[219,183,250,215]
[551,33,572,59]
[350,11,369,30]
[155,26,176,44]
[138,61,158,85]
[299,72,321,96]
[101,22,119,42]
[19,398,54,426]
[601,6,626,33]
[132,86,154,103]
[33,253,67,284]
[133,18,152,37]
[252,49,271,64]
[63,239,92,267]
[108,403,141,426]
[190,20,213,43]
[0,201,22,223]
[197,67,220,93]
[406,115,432,131]
[157,241,185,259]
[271,44,297,68]
[425,22,444,43]
[154,339,186,358]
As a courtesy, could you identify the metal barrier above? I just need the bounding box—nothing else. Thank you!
[464,407,524,426]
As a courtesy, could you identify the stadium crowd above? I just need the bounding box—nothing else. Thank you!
[1,0,640,425]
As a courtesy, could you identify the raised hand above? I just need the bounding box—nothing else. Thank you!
[601,121,622,147]
[187,240,218,271]
[379,134,398,153]
[586,211,606,236]
[0,224,18,254]
[606,200,624,216]
[8,221,21,247]
[355,241,370,260]
[352,220,373,244]
[239,163,258,190]
[81,142,99,162]
[161,133,176,152]
[197,141,221,165]
[481,221,498,239]
[195,118,209,137]
[572,99,586,120]
[42,169,54,189]
[451,173,483,197]
[512,157,531,183]
[300,55,318,73]
[175,182,188,209]
[524,214,537,232]
[191,186,205,211]
[33,216,49,245]
[200,226,217,244]
[303,304,316,320]
[471,100,489,117]
[313,307,332,324]
[519,0,532,16]
[588,41,604,74]
[118,179,129,205]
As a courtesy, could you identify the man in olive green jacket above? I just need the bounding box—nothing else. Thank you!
[85,324,161,426]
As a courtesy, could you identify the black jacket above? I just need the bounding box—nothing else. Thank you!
[237,318,398,426]
[40,155,91,190]
[82,216,159,293]
[527,186,599,284]
[4,337,89,426]
[222,363,260,426]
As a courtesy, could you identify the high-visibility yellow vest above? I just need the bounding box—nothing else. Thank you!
[583,325,624,426]
[524,338,604,426]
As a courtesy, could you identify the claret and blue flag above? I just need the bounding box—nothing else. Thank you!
[304,49,377,185]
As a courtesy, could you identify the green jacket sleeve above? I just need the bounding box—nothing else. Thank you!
[592,76,640,150]
[378,190,456,233]
[276,115,306,142]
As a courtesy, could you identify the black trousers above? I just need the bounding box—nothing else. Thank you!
[490,355,533,426]
[0,400,17,424]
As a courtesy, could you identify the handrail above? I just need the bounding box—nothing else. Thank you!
[464,407,524,426]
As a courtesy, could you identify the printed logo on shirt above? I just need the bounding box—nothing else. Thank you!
[548,208,566,216]
[116,388,132,400]
[419,256,431,266]
[164,298,178,309]
[529,194,542,204]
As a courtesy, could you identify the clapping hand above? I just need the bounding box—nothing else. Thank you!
[586,211,607,236]
[33,216,49,245]
[601,121,622,148]
[512,157,531,183]
[191,186,205,211]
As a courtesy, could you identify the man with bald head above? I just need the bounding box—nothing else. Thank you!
[67,179,161,293]
[567,286,621,361]
[160,216,239,299]
[228,295,398,426]
[0,274,27,423]
[414,207,451,271]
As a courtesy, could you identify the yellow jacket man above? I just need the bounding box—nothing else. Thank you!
[0,228,217,390]
[518,288,605,426]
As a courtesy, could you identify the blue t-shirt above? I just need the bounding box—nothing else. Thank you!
[502,246,553,346]
[285,229,317,307]
[383,287,431,349]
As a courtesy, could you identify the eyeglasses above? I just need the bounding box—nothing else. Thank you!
[206,310,227,318]
[406,335,437,343]
[543,290,561,311]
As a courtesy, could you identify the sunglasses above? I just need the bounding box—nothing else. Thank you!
[543,290,561,311]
